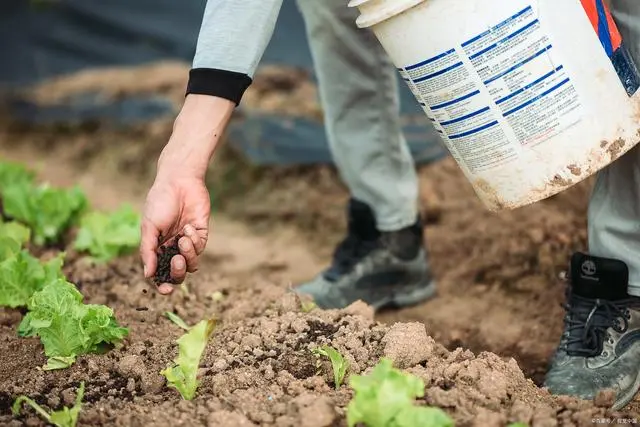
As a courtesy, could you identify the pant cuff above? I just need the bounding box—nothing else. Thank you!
[375,211,419,232]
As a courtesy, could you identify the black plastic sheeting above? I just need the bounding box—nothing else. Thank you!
[0,0,447,166]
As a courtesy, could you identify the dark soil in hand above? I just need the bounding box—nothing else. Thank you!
[153,237,181,285]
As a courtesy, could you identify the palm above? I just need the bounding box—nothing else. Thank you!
[147,179,210,245]
[140,176,211,289]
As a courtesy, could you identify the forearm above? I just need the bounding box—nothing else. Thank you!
[161,0,283,179]
[158,95,234,180]
[187,0,284,105]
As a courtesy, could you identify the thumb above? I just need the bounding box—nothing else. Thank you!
[140,217,160,279]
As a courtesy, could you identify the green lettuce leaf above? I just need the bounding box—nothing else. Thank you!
[18,279,128,367]
[313,345,349,389]
[0,220,31,259]
[74,204,141,262]
[165,311,191,331]
[2,182,88,245]
[392,406,454,427]
[161,319,216,400]
[346,358,453,427]
[0,251,64,308]
[0,161,35,195]
[13,381,84,427]
[44,356,77,371]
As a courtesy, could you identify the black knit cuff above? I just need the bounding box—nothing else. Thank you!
[186,68,253,105]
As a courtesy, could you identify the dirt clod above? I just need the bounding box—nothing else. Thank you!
[382,322,435,368]
[207,411,254,427]
[293,394,337,427]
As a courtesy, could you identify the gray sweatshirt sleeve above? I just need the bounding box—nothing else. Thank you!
[186,0,284,105]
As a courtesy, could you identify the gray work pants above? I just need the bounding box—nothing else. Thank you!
[296,0,640,296]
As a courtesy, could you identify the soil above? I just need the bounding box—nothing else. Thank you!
[0,63,639,426]
[154,238,182,286]
[1,254,638,427]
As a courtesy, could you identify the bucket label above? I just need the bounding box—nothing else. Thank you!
[580,0,640,96]
[399,5,583,174]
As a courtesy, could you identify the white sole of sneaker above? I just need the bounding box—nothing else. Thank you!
[373,279,437,310]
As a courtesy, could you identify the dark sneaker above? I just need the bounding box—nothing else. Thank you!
[544,252,640,410]
[295,198,436,310]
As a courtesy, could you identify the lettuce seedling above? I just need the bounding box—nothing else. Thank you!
[18,279,129,369]
[313,345,349,389]
[346,358,453,427]
[13,381,84,427]
[301,301,317,313]
[161,319,216,400]
[165,311,191,331]
[0,251,64,308]
[0,220,31,259]
[2,182,88,245]
[74,204,141,262]
[0,161,35,195]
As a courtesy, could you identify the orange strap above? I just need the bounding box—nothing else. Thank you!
[580,0,622,51]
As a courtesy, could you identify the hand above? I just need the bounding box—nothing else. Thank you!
[139,94,235,294]
[140,174,210,294]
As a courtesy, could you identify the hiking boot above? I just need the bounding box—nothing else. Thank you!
[544,252,640,410]
[295,198,436,310]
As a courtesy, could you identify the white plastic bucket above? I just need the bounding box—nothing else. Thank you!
[349,0,640,211]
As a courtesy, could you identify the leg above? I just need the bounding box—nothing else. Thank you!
[293,0,435,310]
[295,0,418,232]
[544,0,640,410]
[590,0,640,298]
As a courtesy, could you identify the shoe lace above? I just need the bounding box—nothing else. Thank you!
[561,291,632,357]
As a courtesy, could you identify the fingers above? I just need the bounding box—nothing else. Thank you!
[157,283,174,295]
[170,254,187,284]
[178,236,199,273]
[155,250,186,296]
[146,223,207,295]
[183,224,206,255]
[140,218,160,279]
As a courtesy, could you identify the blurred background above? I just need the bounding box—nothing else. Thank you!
[0,0,595,388]
[0,0,445,166]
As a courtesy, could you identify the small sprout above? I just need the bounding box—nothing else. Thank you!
[301,301,317,313]
[508,424,529,427]
[290,289,316,313]
[161,319,216,400]
[180,282,190,297]
[313,345,349,389]
[210,291,225,302]
[13,381,85,427]
[165,311,190,331]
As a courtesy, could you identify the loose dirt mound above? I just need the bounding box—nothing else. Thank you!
[0,254,636,427]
